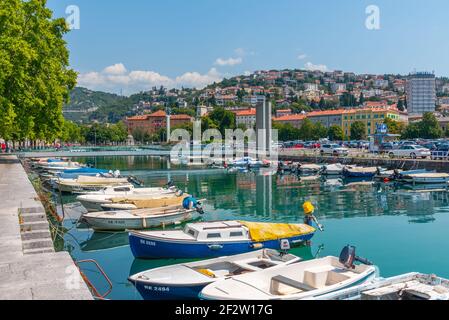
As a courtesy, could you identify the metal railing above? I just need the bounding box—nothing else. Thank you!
[76,259,113,300]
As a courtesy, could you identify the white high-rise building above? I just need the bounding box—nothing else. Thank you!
[406,72,436,115]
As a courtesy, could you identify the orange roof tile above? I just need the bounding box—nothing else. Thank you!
[273,114,306,121]
[236,109,256,117]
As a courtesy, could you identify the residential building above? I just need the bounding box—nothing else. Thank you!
[235,109,256,129]
[406,72,436,115]
[331,83,346,93]
[243,95,266,106]
[125,110,192,136]
[275,109,292,117]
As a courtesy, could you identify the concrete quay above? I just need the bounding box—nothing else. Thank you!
[0,155,92,300]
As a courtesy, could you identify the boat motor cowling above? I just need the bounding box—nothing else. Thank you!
[182,197,204,214]
[339,245,373,269]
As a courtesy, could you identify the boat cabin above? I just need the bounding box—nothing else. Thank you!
[100,184,135,193]
[184,221,249,242]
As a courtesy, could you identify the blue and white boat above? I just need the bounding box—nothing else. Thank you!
[129,220,316,259]
[128,249,301,300]
[343,166,378,178]
[57,168,111,179]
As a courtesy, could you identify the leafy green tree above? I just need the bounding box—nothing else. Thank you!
[383,117,405,135]
[420,112,443,139]
[328,125,345,141]
[350,121,367,140]
[298,118,314,140]
[208,107,236,135]
[312,122,328,140]
[0,0,77,142]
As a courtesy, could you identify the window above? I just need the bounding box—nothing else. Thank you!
[207,233,221,239]
[230,232,243,237]
[187,229,196,237]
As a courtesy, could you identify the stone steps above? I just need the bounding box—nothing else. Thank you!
[22,239,54,251]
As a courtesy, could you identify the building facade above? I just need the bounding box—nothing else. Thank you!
[125,110,192,136]
[235,109,256,129]
[406,72,436,115]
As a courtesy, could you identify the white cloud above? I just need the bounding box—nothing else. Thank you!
[103,63,127,75]
[214,57,243,66]
[297,53,307,60]
[77,64,223,94]
[304,62,331,72]
[234,48,255,57]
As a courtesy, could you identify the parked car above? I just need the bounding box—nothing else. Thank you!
[389,145,431,159]
[320,144,349,156]
[379,142,395,154]
[431,144,449,160]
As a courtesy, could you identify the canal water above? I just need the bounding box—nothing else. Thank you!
[58,156,449,300]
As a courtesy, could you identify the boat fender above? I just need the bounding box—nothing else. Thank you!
[208,244,223,251]
[252,243,264,249]
[142,217,147,229]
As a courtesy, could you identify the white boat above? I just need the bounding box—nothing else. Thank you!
[321,164,345,176]
[128,249,301,300]
[76,185,180,212]
[298,164,322,175]
[82,205,198,231]
[38,161,84,173]
[400,172,449,184]
[53,176,130,193]
[96,193,193,211]
[199,246,376,300]
[316,273,449,300]
[227,157,263,168]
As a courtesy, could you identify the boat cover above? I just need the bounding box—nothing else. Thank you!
[238,221,315,242]
[111,195,187,209]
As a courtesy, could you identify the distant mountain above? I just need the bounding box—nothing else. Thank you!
[63,87,133,123]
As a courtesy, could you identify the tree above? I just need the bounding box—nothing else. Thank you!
[420,112,443,139]
[384,117,406,135]
[397,99,405,112]
[208,107,236,135]
[0,0,77,142]
[328,125,345,141]
[298,118,315,140]
[359,93,365,105]
[350,121,367,140]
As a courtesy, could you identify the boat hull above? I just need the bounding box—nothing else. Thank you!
[129,233,314,259]
[83,212,193,231]
[132,281,206,300]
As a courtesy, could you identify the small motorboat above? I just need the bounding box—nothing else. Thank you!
[298,164,322,175]
[53,176,130,193]
[399,172,449,184]
[316,273,449,301]
[343,166,378,178]
[129,220,316,259]
[227,157,263,168]
[128,249,301,300]
[98,193,193,211]
[82,198,203,231]
[199,245,376,300]
[321,164,345,176]
[77,184,180,212]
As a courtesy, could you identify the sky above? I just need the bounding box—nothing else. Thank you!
[47,0,449,95]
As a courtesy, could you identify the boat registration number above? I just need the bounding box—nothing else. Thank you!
[140,239,156,246]
[143,285,169,292]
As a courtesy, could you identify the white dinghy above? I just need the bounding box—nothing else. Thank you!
[128,249,301,300]
[321,163,345,176]
[316,273,449,300]
[77,184,180,212]
[400,172,449,184]
[82,200,203,231]
[199,246,376,300]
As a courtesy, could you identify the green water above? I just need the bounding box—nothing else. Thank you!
[60,156,449,300]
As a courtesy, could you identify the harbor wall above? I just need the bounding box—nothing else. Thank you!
[279,154,449,173]
[0,155,92,300]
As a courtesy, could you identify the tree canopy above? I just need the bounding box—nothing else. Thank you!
[350,121,367,140]
[0,0,77,142]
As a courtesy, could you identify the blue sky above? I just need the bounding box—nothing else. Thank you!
[47,0,449,94]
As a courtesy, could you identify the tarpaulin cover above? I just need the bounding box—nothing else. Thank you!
[238,221,316,242]
[111,195,187,209]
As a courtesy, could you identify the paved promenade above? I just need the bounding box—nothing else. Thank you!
[0,155,92,300]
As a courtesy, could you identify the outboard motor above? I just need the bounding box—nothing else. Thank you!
[182,197,204,215]
[339,245,373,269]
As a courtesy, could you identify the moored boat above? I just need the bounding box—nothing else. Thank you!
[97,193,193,211]
[77,185,180,212]
[343,166,378,178]
[128,249,301,300]
[129,220,316,259]
[298,164,322,175]
[316,273,449,300]
[321,163,345,176]
[82,202,201,231]
[399,172,449,184]
[199,246,376,300]
[53,175,130,193]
